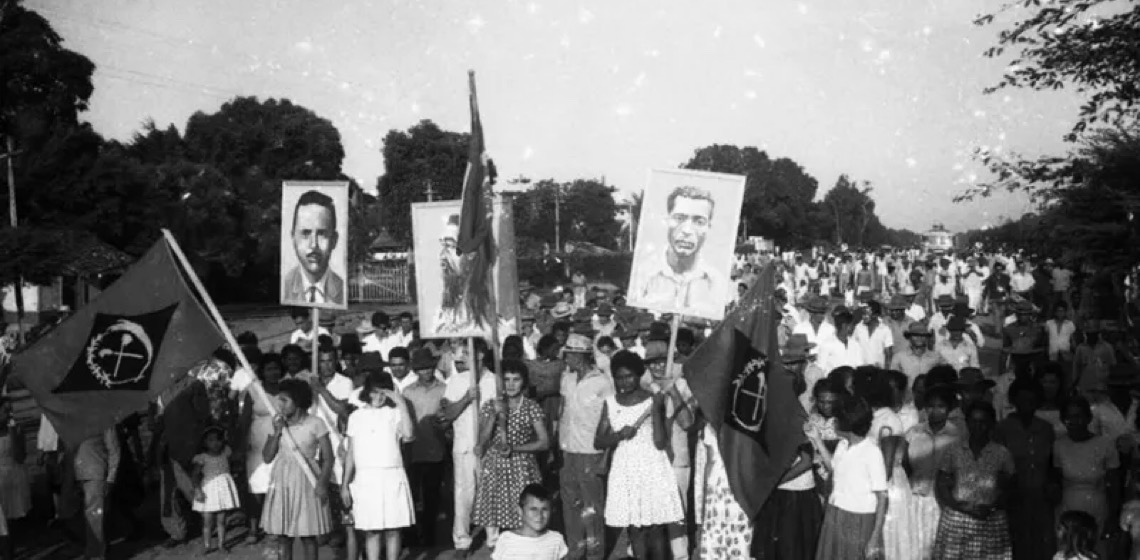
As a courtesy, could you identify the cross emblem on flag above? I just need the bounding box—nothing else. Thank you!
[52,305,179,393]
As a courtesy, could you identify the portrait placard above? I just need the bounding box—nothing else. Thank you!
[626,169,746,320]
[279,181,350,310]
[412,199,520,340]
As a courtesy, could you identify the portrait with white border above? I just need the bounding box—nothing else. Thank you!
[279,181,349,310]
[626,169,745,321]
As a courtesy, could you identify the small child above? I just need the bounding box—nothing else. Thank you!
[192,426,241,553]
[1055,510,1100,560]
[491,484,568,560]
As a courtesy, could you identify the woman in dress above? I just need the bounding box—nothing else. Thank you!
[595,351,683,559]
[904,386,962,560]
[341,371,416,560]
[853,367,913,560]
[239,352,285,543]
[994,378,1057,560]
[932,401,1015,560]
[261,379,334,560]
[1054,395,1122,543]
[473,359,549,548]
[812,395,888,560]
[0,398,28,559]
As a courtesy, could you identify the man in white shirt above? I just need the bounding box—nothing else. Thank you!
[359,312,399,361]
[929,295,956,345]
[853,301,894,368]
[439,338,498,557]
[386,347,417,393]
[793,295,836,345]
[289,307,330,349]
[902,286,926,323]
[1046,302,1076,363]
[935,317,980,372]
[817,308,866,373]
[1010,261,1036,300]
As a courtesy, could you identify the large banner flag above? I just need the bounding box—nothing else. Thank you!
[12,237,225,448]
[683,261,805,518]
[457,70,497,331]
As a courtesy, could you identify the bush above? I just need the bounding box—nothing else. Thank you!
[518,253,634,289]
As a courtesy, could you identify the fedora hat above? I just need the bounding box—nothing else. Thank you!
[562,333,593,354]
[935,295,955,308]
[411,348,437,371]
[644,341,670,363]
[903,322,934,338]
[901,284,917,296]
[805,295,829,314]
[355,318,377,335]
[946,316,968,332]
[359,352,385,374]
[782,334,817,364]
[951,302,975,318]
[1011,300,1036,315]
[551,302,574,319]
[887,294,908,311]
[648,321,671,343]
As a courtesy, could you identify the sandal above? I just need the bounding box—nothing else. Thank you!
[245,532,261,545]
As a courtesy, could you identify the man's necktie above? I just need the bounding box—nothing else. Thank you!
[308,286,316,303]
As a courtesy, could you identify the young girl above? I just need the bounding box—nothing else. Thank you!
[1056,510,1100,560]
[341,371,416,560]
[192,425,242,553]
[492,484,569,559]
[594,351,683,560]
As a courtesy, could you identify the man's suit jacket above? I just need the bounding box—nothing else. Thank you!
[282,266,345,305]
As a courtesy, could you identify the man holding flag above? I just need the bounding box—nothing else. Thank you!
[683,262,807,559]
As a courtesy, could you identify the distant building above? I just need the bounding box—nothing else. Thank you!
[923,223,955,252]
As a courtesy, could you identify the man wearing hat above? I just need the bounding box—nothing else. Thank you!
[984,261,1013,330]
[783,334,822,413]
[1000,300,1045,377]
[1010,260,1036,303]
[884,295,915,351]
[591,303,617,339]
[401,348,447,546]
[558,333,614,560]
[935,317,980,372]
[928,294,956,342]
[792,295,836,346]
[961,256,987,312]
[890,323,944,383]
[900,284,926,323]
[519,309,540,360]
[1089,364,1139,441]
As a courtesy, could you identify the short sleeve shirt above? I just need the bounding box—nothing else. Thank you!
[443,368,499,453]
[829,438,888,514]
[400,379,448,463]
[939,441,1015,505]
[491,530,569,560]
[559,368,614,454]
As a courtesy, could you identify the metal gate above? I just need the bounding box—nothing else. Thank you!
[349,261,411,303]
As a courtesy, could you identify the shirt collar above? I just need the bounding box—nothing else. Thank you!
[301,271,329,299]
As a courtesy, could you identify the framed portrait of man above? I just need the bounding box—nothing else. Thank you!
[411,200,521,340]
[279,181,349,310]
[626,169,745,321]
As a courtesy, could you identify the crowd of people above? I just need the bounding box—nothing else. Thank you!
[1,246,1140,560]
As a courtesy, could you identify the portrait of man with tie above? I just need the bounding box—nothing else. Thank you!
[280,184,348,308]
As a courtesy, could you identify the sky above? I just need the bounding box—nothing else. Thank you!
[28,0,1086,233]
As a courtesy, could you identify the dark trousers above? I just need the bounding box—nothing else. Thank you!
[561,453,607,560]
[409,461,445,545]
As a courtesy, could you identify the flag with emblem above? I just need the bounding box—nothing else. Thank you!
[456,70,497,330]
[683,261,805,518]
[12,236,224,448]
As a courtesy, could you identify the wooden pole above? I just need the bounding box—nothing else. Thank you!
[635,313,682,429]
[161,229,318,487]
[5,136,23,343]
[310,307,320,375]
[467,336,479,446]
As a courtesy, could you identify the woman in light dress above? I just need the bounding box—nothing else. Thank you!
[905,386,963,559]
[341,371,416,560]
[595,351,683,560]
[238,352,285,543]
[1054,395,1121,545]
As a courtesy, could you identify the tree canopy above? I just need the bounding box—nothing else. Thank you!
[376,120,470,241]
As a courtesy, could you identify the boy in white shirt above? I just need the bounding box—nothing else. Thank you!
[492,484,569,560]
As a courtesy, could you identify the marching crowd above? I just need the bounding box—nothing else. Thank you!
[1,247,1140,560]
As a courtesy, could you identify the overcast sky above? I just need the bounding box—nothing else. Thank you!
[29,0,1084,233]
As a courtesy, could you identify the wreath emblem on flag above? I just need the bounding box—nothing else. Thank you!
[85,319,156,388]
[729,354,768,434]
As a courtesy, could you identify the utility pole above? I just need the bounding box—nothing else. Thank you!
[425,179,435,202]
[2,135,24,342]
[553,186,561,253]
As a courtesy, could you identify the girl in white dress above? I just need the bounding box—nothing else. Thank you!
[594,351,683,560]
[239,353,285,543]
[192,426,242,553]
[341,371,415,560]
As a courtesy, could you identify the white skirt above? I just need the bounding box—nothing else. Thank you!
[193,473,242,513]
[350,467,415,531]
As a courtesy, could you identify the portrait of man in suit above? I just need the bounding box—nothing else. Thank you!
[281,188,345,305]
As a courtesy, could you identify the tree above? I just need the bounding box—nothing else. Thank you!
[964,0,1140,201]
[376,120,469,241]
[512,178,622,256]
[681,144,820,248]
[819,175,876,247]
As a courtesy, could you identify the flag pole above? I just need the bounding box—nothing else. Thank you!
[161,229,318,487]
[634,313,682,429]
[468,336,480,449]
[310,307,320,375]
